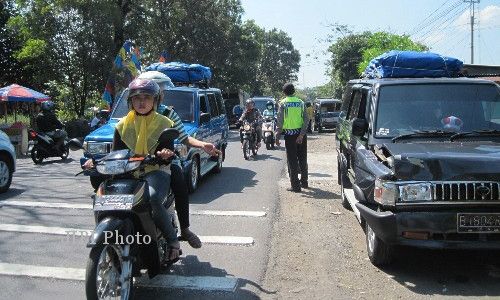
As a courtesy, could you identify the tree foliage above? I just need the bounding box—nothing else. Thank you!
[1,0,300,119]
[326,28,428,98]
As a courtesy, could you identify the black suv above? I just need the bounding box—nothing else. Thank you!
[336,77,500,266]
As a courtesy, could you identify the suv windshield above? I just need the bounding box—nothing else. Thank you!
[110,89,195,122]
[375,83,500,138]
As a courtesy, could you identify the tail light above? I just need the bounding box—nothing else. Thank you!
[28,130,37,139]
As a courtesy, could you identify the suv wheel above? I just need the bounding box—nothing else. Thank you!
[188,157,200,193]
[0,154,13,193]
[366,221,393,266]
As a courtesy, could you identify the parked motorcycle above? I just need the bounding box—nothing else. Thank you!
[69,129,181,300]
[240,121,258,160]
[28,129,69,164]
[262,117,276,150]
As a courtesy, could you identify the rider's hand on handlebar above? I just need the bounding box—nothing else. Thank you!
[156,148,175,160]
[83,159,94,169]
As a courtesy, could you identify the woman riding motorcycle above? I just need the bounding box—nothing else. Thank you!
[85,78,180,261]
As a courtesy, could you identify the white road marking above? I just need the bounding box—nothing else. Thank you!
[0,201,266,217]
[0,200,92,209]
[0,224,255,245]
[0,262,238,291]
[191,210,266,217]
[135,274,238,292]
[0,262,85,281]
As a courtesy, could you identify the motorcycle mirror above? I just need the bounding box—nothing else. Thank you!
[67,138,84,151]
[157,128,179,151]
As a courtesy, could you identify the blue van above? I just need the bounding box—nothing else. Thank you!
[80,86,229,192]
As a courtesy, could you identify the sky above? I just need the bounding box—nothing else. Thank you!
[240,0,500,88]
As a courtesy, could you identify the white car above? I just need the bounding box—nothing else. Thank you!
[0,130,16,192]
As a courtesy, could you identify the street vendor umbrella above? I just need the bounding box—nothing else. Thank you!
[0,84,50,102]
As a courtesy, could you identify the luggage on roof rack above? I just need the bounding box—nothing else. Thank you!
[363,50,463,79]
[145,62,212,85]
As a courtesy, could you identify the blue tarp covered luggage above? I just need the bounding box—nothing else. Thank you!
[145,62,212,83]
[363,50,463,79]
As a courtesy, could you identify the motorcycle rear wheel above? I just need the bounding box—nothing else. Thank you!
[242,140,250,160]
[60,146,69,159]
[86,243,134,300]
[30,146,44,164]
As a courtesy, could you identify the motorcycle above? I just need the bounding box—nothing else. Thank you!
[69,129,181,300]
[262,117,276,150]
[28,129,69,164]
[240,120,258,160]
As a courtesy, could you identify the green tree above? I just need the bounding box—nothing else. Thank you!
[327,31,371,98]
[358,31,428,74]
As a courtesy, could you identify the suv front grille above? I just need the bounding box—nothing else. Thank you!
[433,182,500,201]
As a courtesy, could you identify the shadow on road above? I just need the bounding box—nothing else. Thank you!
[379,248,500,297]
[191,167,258,204]
[134,254,275,299]
[301,186,340,200]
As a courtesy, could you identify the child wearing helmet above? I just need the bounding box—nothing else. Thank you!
[262,101,276,119]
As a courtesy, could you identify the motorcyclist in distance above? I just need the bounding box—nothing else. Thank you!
[35,101,67,152]
[262,101,276,120]
[239,99,263,148]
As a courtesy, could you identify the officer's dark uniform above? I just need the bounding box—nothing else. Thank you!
[276,85,309,192]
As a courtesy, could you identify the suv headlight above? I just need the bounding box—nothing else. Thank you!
[399,183,432,202]
[83,141,88,152]
[87,142,110,154]
[175,144,188,159]
[374,179,397,206]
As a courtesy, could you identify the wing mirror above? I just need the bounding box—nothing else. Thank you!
[352,118,368,136]
[200,113,211,124]
[67,138,84,151]
[158,128,180,151]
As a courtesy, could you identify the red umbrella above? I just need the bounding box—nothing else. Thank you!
[0,84,50,102]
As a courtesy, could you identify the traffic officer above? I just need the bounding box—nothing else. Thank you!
[275,83,309,192]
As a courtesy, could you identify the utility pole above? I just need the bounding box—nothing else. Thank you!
[464,0,480,64]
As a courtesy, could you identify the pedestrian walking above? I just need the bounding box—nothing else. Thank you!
[275,83,309,192]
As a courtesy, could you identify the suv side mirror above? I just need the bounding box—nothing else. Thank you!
[200,113,211,124]
[352,118,368,136]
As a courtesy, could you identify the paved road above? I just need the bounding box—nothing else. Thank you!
[0,130,286,300]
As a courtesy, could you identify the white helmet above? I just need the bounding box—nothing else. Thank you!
[138,71,174,90]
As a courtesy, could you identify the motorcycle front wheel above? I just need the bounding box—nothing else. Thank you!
[242,140,250,160]
[30,146,44,164]
[86,244,134,300]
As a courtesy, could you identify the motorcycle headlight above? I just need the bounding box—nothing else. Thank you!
[87,142,111,155]
[399,183,432,202]
[244,124,251,131]
[175,144,188,159]
[374,179,397,206]
[96,159,142,175]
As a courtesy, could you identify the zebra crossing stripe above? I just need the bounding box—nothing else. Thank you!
[0,224,254,246]
[0,201,266,217]
[0,263,238,291]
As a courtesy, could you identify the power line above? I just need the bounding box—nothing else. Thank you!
[411,0,464,37]
[414,1,467,41]
[409,0,453,35]
[422,5,469,45]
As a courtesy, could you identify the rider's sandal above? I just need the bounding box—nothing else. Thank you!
[165,244,181,266]
[181,230,202,249]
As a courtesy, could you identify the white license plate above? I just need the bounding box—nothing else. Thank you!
[457,213,500,233]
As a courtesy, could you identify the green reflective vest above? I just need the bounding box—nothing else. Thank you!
[280,96,304,129]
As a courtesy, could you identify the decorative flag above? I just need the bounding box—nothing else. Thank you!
[102,40,142,108]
